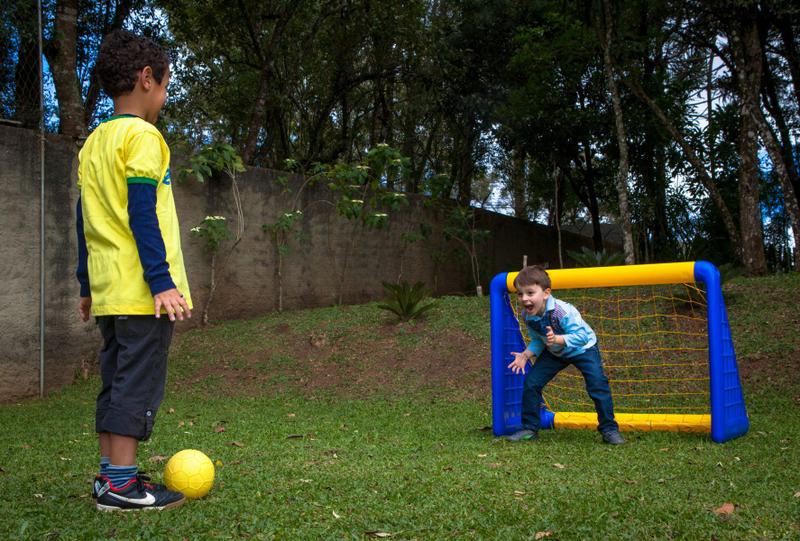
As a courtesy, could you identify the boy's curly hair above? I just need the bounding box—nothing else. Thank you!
[95,30,169,98]
[514,265,551,290]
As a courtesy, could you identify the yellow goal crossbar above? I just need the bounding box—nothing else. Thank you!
[506,261,696,292]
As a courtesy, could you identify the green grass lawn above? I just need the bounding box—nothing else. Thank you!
[1,274,799,540]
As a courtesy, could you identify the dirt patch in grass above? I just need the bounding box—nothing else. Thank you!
[171,321,799,403]
[172,320,490,399]
[737,349,800,391]
[170,275,800,404]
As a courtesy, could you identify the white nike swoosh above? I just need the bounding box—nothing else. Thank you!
[108,491,157,506]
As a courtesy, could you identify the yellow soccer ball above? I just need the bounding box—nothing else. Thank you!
[164,449,215,499]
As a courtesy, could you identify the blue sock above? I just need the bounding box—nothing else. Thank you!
[106,464,138,488]
[99,456,111,476]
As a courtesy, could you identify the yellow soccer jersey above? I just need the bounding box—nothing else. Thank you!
[78,114,192,315]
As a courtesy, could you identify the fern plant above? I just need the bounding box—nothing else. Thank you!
[378,281,437,322]
[566,246,626,267]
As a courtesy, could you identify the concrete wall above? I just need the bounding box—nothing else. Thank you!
[0,125,598,400]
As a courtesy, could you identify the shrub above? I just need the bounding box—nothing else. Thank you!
[378,281,437,322]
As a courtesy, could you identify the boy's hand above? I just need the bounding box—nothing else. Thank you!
[545,326,564,347]
[507,351,529,375]
[154,288,192,321]
[78,297,92,322]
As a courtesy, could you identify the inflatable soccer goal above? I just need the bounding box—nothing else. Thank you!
[490,261,749,443]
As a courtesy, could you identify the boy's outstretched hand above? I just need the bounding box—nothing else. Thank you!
[78,297,92,322]
[154,288,192,321]
[507,351,529,375]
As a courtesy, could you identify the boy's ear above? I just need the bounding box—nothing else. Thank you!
[140,66,153,90]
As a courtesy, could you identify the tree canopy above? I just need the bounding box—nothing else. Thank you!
[3,0,799,273]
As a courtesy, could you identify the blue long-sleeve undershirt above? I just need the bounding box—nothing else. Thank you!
[75,185,175,297]
[75,197,90,297]
[127,183,175,295]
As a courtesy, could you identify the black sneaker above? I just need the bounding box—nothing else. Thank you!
[601,430,625,445]
[92,475,103,499]
[93,473,165,499]
[506,429,538,442]
[95,475,185,511]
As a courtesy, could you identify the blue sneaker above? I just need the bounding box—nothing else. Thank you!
[95,475,184,511]
[92,472,165,499]
[506,429,538,442]
[601,430,625,445]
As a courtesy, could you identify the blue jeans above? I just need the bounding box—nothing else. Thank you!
[522,345,619,433]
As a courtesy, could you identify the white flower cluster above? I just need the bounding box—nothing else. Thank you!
[190,226,202,233]
[282,210,303,218]
[373,213,388,218]
[204,215,226,221]
[351,199,364,204]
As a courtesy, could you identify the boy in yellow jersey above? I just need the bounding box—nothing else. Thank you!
[75,29,192,511]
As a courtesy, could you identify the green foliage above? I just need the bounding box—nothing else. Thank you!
[443,207,490,247]
[401,222,432,245]
[190,215,232,253]
[182,143,245,183]
[324,144,411,229]
[262,210,304,257]
[423,173,453,199]
[378,281,437,322]
[29,0,800,271]
[566,246,626,267]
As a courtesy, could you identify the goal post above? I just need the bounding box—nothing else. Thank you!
[489,261,749,443]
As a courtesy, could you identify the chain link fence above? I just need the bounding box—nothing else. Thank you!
[1,1,44,130]
[1,0,45,397]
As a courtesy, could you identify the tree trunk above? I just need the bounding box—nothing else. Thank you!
[242,68,271,164]
[653,146,669,258]
[738,111,768,275]
[401,114,418,192]
[510,144,527,219]
[581,143,604,252]
[602,0,635,264]
[707,50,716,183]
[202,253,217,326]
[624,77,742,258]
[554,165,564,268]
[451,125,475,205]
[775,15,800,116]
[728,17,772,275]
[45,0,86,138]
[750,108,800,271]
[758,18,800,209]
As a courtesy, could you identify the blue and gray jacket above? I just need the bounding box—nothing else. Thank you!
[524,296,597,359]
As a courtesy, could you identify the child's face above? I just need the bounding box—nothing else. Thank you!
[142,65,170,124]
[517,283,551,317]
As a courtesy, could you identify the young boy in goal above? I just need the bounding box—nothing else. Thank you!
[506,265,625,445]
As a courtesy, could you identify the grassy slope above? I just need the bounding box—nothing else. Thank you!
[0,274,798,540]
